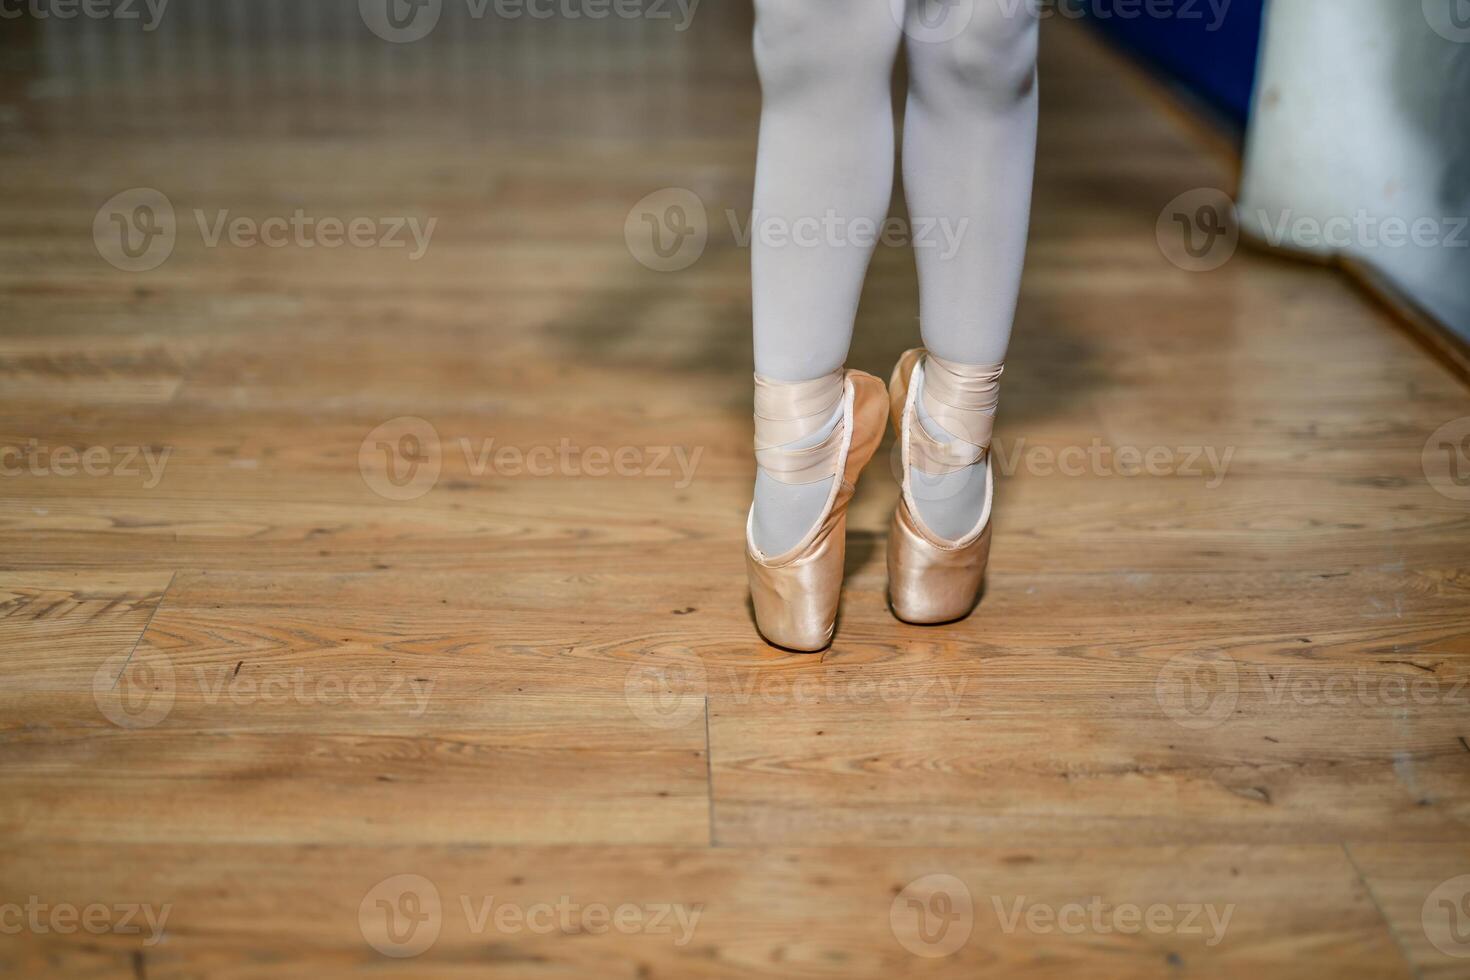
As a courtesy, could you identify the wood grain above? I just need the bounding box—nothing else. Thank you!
[0,693,708,846]
[707,694,1470,847]
[0,571,172,689]
[0,844,1406,979]
[1346,843,1470,979]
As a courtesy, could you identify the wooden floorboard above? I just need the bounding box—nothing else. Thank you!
[0,571,172,689]
[0,844,1407,979]
[1347,843,1470,979]
[0,694,708,846]
[708,694,1470,847]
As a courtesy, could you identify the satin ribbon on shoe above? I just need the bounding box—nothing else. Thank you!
[752,369,845,485]
[910,355,1004,476]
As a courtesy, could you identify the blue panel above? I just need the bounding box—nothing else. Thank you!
[1079,0,1266,125]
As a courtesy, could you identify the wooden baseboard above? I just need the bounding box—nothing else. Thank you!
[1239,226,1470,387]
[1339,257,1470,386]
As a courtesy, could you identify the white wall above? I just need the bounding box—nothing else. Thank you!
[1238,0,1470,339]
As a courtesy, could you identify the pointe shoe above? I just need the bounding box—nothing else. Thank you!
[746,369,888,652]
[887,348,994,625]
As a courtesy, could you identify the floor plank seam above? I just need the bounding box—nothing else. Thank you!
[106,569,176,693]
[1341,842,1424,980]
[703,695,717,847]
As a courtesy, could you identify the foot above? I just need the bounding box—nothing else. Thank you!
[908,370,990,542]
[750,401,842,556]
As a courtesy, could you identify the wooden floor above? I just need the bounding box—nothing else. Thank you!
[2,7,1469,978]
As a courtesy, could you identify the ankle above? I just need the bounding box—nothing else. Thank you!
[905,354,1003,543]
[750,369,846,556]
[918,353,1003,457]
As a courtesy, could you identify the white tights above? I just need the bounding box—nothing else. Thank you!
[750,0,1040,554]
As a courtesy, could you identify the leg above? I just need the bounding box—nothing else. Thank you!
[901,0,1039,540]
[749,0,904,556]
